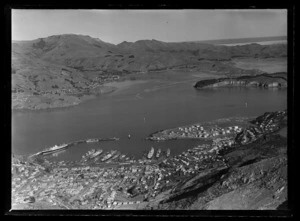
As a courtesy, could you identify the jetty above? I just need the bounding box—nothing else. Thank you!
[147,147,155,159]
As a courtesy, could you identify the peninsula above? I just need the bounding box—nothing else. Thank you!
[194,72,287,89]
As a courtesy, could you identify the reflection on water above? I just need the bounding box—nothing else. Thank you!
[12,78,287,162]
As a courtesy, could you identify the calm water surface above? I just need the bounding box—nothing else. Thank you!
[12,75,287,161]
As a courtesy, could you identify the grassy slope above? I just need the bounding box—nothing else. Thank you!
[11,34,287,110]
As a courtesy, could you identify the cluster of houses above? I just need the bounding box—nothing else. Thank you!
[211,137,236,153]
[151,124,243,141]
[12,110,287,209]
[12,123,244,208]
[236,110,287,145]
[13,141,229,209]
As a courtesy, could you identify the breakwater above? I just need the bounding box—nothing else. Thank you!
[30,137,119,158]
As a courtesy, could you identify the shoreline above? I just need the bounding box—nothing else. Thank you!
[11,85,118,113]
[12,71,287,113]
[194,72,287,89]
[11,57,287,113]
[11,79,150,113]
[146,116,254,142]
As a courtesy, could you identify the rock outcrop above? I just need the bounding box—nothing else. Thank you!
[194,72,287,89]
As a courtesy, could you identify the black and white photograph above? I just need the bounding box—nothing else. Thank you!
[8,7,292,213]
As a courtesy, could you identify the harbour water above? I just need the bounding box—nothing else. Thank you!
[12,72,287,162]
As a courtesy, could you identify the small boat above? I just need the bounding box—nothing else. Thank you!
[156,149,161,159]
[101,150,117,162]
[128,134,131,139]
[110,152,121,161]
[91,149,103,158]
[166,148,171,158]
[147,147,155,159]
[118,154,127,161]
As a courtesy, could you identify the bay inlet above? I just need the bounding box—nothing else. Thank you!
[12,73,287,162]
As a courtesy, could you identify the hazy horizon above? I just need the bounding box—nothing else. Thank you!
[12,9,287,44]
[11,33,287,45]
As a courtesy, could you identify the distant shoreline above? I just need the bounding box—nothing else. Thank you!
[11,56,287,112]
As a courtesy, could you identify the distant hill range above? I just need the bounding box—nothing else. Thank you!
[12,34,287,106]
[183,36,287,45]
[12,34,287,74]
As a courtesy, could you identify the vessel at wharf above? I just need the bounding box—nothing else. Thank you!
[147,147,155,159]
[93,153,104,162]
[105,152,122,163]
[101,150,118,162]
[166,148,171,158]
[30,137,119,158]
[82,149,103,160]
[90,149,103,159]
[156,149,161,159]
[38,144,69,156]
[110,151,121,161]
[118,154,127,161]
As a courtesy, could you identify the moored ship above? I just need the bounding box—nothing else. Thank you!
[166,148,171,158]
[118,154,127,161]
[91,149,103,159]
[40,144,69,156]
[101,150,118,162]
[147,147,155,159]
[156,148,161,158]
[110,151,121,161]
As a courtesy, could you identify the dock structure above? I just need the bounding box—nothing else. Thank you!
[30,137,119,158]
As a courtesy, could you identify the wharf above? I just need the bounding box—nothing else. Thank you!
[30,137,120,158]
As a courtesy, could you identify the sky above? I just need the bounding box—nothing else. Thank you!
[12,9,287,44]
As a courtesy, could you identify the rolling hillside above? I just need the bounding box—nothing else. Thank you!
[12,34,287,73]
[11,34,287,110]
